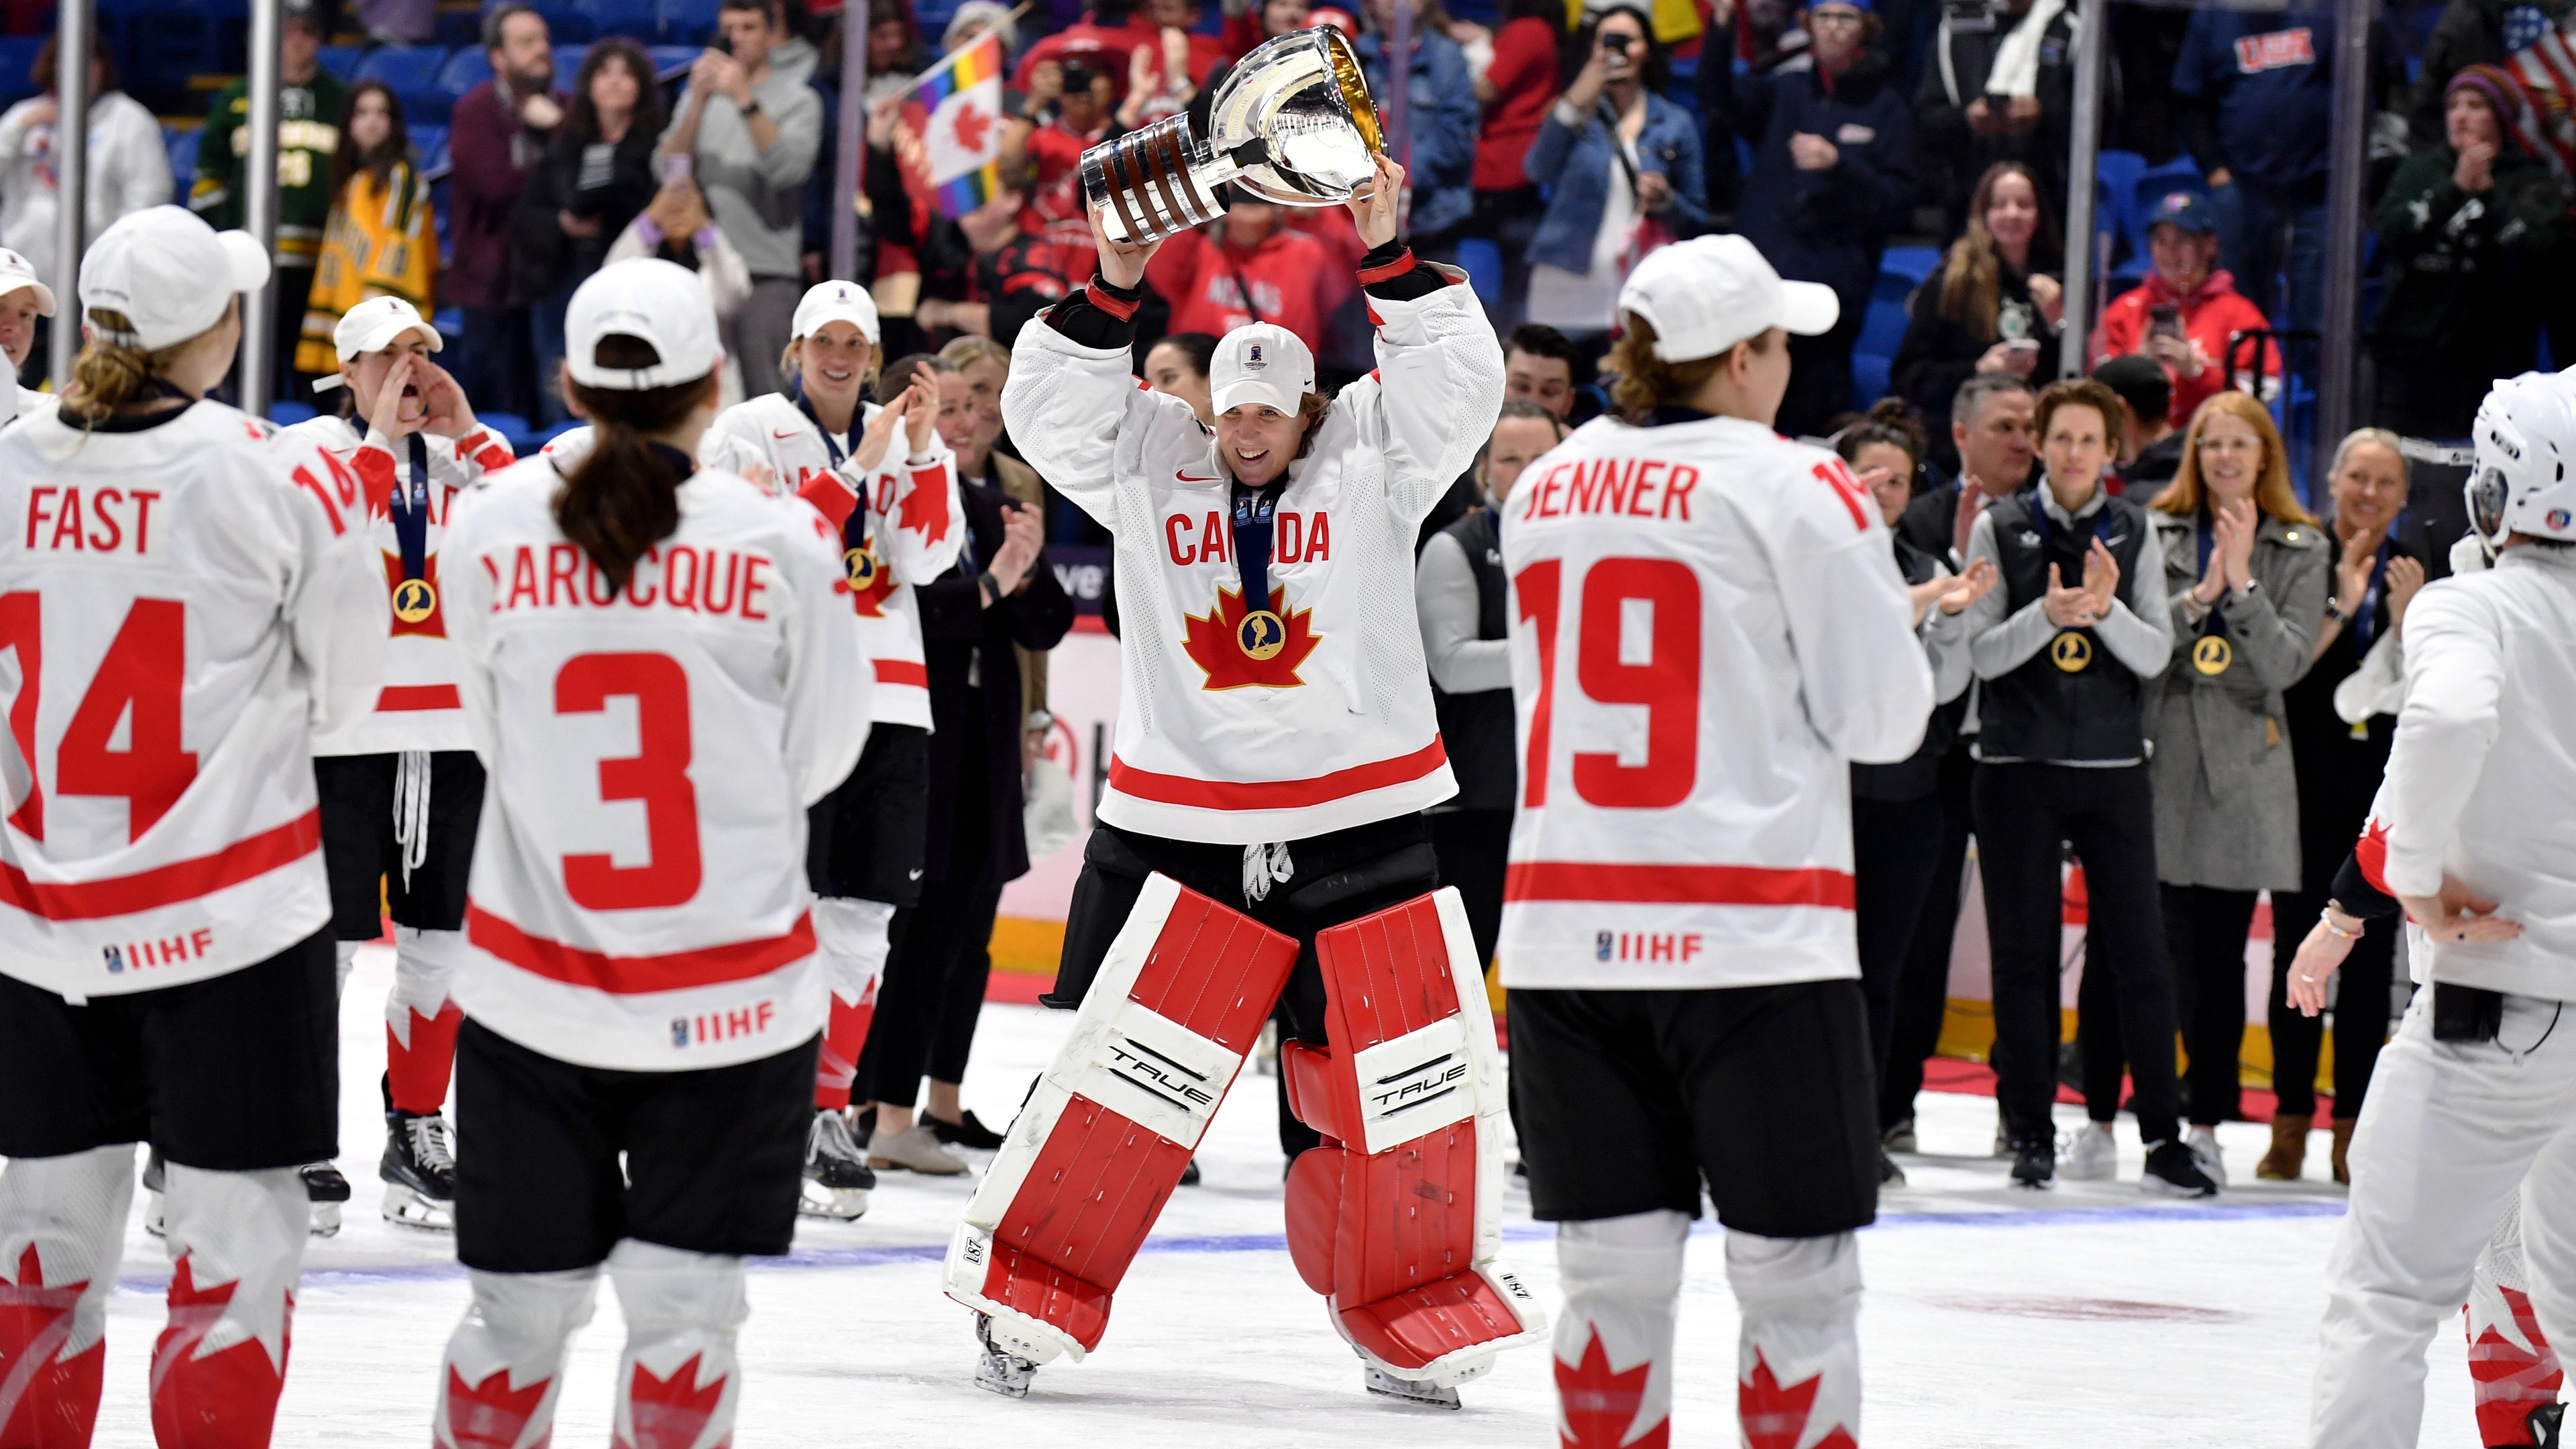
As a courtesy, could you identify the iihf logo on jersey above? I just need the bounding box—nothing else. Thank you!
[1595,932,1613,961]
[103,945,125,974]
[671,1000,779,1048]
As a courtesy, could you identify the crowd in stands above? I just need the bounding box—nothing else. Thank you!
[0,0,2561,1175]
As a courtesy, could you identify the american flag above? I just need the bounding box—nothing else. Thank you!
[2502,40,2576,198]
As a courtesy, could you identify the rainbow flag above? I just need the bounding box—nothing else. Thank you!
[910,33,1006,219]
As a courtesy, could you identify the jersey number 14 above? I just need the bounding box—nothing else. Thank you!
[1,594,196,844]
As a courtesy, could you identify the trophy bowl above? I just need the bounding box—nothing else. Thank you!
[1081,26,1385,245]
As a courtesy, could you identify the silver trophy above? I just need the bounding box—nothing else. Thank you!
[1081,27,1385,245]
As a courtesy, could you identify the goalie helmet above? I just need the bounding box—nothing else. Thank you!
[2467,371,2576,547]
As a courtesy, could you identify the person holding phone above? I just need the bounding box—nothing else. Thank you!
[1891,160,2063,472]
[2095,190,2277,429]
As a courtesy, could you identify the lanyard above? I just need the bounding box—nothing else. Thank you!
[796,385,869,549]
[2192,511,2234,643]
[2351,527,2396,649]
[391,433,432,583]
[1232,483,1284,612]
[2025,482,2112,567]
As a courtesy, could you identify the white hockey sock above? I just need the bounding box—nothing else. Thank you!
[435,1267,601,1449]
[1726,1230,1862,1449]
[813,898,896,1004]
[155,1164,309,1441]
[610,1240,749,1449]
[0,1146,134,1444]
[388,927,469,1114]
[333,939,362,994]
[1552,1210,1686,1448]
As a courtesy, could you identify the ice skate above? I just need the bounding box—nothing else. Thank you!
[1179,1157,1201,1187]
[2059,1122,2117,1181]
[799,1108,875,1220]
[142,1148,166,1237]
[2532,1403,2565,1448]
[1879,1146,1907,1187]
[1362,1364,1462,1409]
[303,1161,351,1236]
[378,1109,455,1232]
[973,1315,1041,1399]
[2009,1136,2055,1190]
[2141,1139,2218,1198]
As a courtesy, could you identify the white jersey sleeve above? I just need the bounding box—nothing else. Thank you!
[1002,317,1205,531]
[2379,578,2504,901]
[268,426,399,737]
[1334,275,1505,529]
[1768,455,1935,763]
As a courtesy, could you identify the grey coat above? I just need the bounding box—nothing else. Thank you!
[2147,508,2330,891]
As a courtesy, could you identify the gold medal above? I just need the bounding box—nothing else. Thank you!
[392,577,438,624]
[2193,635,2233,676]
[1237,608,1287,660]
[844,546,879,590]
[2050,632,2092,673]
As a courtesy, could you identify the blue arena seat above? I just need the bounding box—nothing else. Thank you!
[533,0,598,42]
[553,43,592,88]
[358,45,455,123]
[315,43,366,81]
[436,46,493,101]
[1878,245,1939,290]
[580,0,662,42]
[1454,236,1503,307]
[412,122,450,174]
[659,0,721,44]
[0,36,42,111]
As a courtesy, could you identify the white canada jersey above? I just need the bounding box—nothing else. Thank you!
[0,400,387,996]
[2372,546,2576,1004]
[1004,278,1499,843]
[702,392,962,730]
[441,458,869,1071]
[1497,414,1933,991]
[282,414,517,755]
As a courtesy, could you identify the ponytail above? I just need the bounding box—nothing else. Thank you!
[557,333,713,595]
[58,307,203,431]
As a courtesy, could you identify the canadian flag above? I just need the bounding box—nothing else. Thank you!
[908,32,1007,218]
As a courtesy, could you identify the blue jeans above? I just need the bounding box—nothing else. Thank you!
[2206,181,2324,382]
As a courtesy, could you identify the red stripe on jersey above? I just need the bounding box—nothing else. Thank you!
[1354,248,1415,285]
[465,904,817,994]
[0,809,322,921]
[1108,739,1448,811]
[1503,861,1857,909]
[874,659,928,687]
[378,684,462,711]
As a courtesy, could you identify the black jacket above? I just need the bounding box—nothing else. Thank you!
[1889,256,2060,472]
[511,123,661,303]
[914,482,1077,885]
[1913,0,2094,228]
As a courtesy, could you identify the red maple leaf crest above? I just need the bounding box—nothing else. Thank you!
[445,1363,554,1448]
[615,1352,728,1449]
[2469,1285,2567,1444]
[1555,1328,1666,1449]
[1741,1349,1855,1449]
[951,100,992,155]
[1180,585,1322,690]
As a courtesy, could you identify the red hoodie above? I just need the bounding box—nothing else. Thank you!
[1144,222,1343,356]
[2094,268,2281,428]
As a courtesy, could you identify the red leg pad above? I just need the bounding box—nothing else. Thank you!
[149,1259,291,1449]
[1279,1042,1349,1144]
[1283,1148,1346,1296]
[1,1242,104,1449]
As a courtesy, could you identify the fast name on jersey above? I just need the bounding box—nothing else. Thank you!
[23,486,162,553]
[482,540,780,620]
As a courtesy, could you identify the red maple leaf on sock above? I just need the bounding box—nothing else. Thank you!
[615,1352,728,1449]
[445,1364,554,1449]
[1555,1328,1666,1448]
[151,1255,291,1448]
[3,1242,103,1443]
[1741,1348,1856,1449]
[2468,1287,2565,1446]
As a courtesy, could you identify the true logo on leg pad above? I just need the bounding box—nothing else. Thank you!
[1351,1018,1476,1156]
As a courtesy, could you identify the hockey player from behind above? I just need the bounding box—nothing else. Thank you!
[0,206,386,1446]
[949,154,1546,1406]
[284,294,518,1234]
[1499,235,1933,1449]
[2308,370,2576,1449]
[428,258,867,1449]
[700,280,963,1203]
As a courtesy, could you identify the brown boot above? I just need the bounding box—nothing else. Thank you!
[2331,1118,2358,1185]
[2257,1114,2311,1181]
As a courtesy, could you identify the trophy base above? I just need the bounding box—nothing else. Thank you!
[1083,115,1232,245]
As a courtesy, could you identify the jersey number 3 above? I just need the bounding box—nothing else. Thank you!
[1512,557,1701,811]
[1,593,196,844]
[556,652,702,910]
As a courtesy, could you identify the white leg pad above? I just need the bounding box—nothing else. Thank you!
[1552,1210,1686,1448]
[435,1267,600,1449]
[1727,1231,1862,1449]
[610,1240,749,1449]
[0,1146,133,1437]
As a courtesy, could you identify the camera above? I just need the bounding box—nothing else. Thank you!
[1601,32,1633,52]
[1062,59,1101,93]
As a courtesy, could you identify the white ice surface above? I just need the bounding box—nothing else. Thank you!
[80,945,2483,1446]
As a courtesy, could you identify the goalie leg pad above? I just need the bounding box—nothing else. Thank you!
[434,1267,600,1449]
[943,873,1297,1363]
[1727,1230,1861,1449]
[0,1146,133,1447]
[387,927,468,1116]
[1288,888,1546,1386]
[152,1164,309,1448]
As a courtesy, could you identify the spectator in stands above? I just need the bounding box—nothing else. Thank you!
[1913,0,2087,231]
[0,33,164,388]
[447,1,562,421]
[1839,398,1989,1185]
[1896,370,2035,560]
[664,0,826,401]
[946,1,1026,60]
[193,0,345,402]
[2121,391,2324,1185]
[295,83,437,382]
[2171,4,2396,380]
[0,250,51,402]
[1891,160,2061,471]
[1357,0,1482,260]
[915,158,1083,351]
[513,40,665,427]
[1503,322,1591,421]
[2263,427,2423,1184]
[1144,331,1218,424]
[2095,191,2274,431]
[2370,65,2565,443]
[1713,0,1916,437]
[1523,1,1705,351]
[1222,0,1316,59]
[604,174,752,405]
[1418,400,1565,969]
[1464,0,1564,325]
[936,335,1028,503]
[2094,353,2181,499]
[1144,189,1340,357]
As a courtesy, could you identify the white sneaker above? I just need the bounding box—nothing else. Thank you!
[869,1122,971,1177]
[2187,1125,2229,1187]
[2059,1122,2118,1181]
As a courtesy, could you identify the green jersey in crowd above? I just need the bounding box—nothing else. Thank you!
[189,69,348,266]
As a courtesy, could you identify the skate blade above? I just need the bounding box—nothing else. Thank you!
[797,1182,870,1220]
[973,1357,1036,1399]
[1362,1367,1461,1409]
[144,1192,166,1239]
[308,1201,343,1238]
[379,1184,454,1233]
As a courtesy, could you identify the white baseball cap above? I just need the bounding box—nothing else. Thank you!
[333,294,441,362]
[78,206,268,352]
[1617,234,1838,362]
[1210,323,1315,417]
[566,258,722,391]
[792,279,880,347]
[0,248,56,316]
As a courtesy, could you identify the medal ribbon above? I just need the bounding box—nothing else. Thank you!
[1231,483,1284,614]
[2351,529,2395,649]
[2192,510,2235,649]
[392,433,432,584]
[796,385,869,551]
